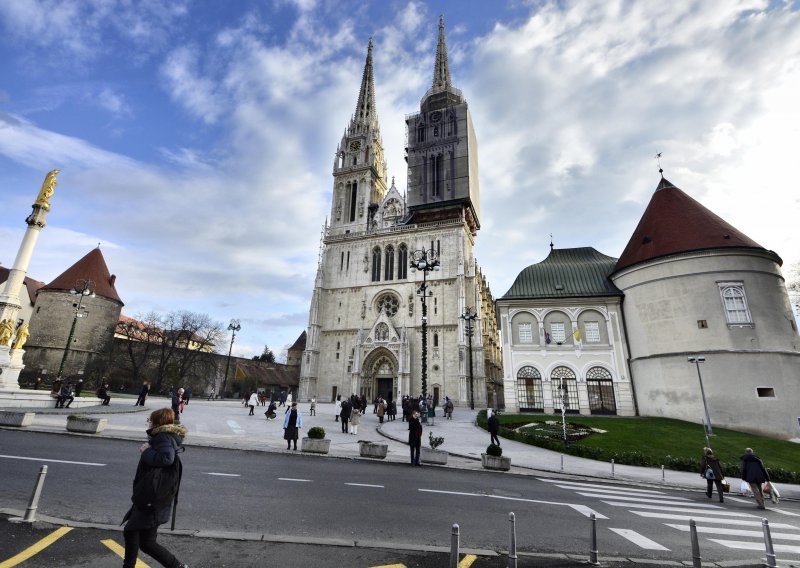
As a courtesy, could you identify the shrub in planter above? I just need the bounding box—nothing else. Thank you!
[421,432,448,465]
[307,426,326,439]
[486,443,503,457]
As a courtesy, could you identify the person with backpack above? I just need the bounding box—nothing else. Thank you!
[122,407,188,568]
[700,447,725,502]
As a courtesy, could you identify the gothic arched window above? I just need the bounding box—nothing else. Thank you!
[349,182,358,222]
[384,245,394,281]
[371,247,381,282]
[516,366,543,410]
[398,244,408,279]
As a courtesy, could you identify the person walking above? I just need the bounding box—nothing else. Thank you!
[349,406,361,436]
[182,388,191,406]
[122,407,189,568]
[309,397,316,416]
[488,410,501,446]
[340,397,352,433]
[283,402,302,450]
[171,388,183,424]
[408,410,423,466]
[247,392,259,416]
[377,398,386,424]
[700,447,725,502]
[135,383,150,406]
[74,379,84,398]
[334,395,342,423]
[444,397,454,420]
[741,447,770,509]
[279,391,287,407]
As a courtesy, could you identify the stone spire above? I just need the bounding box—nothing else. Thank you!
[431,15,452,95]
[349,37,379,136]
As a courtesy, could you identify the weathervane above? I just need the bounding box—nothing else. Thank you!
[655,152,664,177]
[549,233,554,250]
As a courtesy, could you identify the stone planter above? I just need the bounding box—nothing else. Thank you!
[0,411,35,427]
[66,416,107,434]
[359,441,388,459]
[421,447,448,465]
[481,453,511,471]
[301,437,331,454]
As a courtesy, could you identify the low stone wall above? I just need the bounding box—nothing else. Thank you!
[0,411,35,427]
[0,390,99,409]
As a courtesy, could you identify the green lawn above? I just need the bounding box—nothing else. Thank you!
[481,412,800,482]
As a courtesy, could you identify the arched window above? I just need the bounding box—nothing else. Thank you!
[550,366,579,413]
[349,182,358,222]
[433,333,439,347]
[371,246,381,282]
[417,122,425,142]
[516,366,543,411]
[431,153,443,197]
[586,367,616,415]
[720,284,751,324]
[384,245,394,281]
[397,244,408,279]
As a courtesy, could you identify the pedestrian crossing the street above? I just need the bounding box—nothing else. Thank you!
[539,478,800,557]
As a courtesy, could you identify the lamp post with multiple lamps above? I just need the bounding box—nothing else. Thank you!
[688,355,713,443]
[459,307,478,410]
[57,279,95,380]
[409,248,440,403]
[558,378,569,448]
[221,319,241,398]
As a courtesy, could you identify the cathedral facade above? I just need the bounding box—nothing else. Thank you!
[299,19,495,407]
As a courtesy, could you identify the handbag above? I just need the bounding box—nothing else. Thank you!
[721,479,730,493]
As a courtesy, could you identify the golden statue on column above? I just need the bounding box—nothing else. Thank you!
[12,323,30,350]
[34,169,60,210]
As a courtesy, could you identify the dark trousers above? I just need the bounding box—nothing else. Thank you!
[706,478,724,500]
[101,396,111,405]
[123,527,179,568]
[341,418,349,433]
[410,442,421,465]
[248,405,254,415]
[490,432,500,445]
[135,396,146,406]
[56,395,73,408]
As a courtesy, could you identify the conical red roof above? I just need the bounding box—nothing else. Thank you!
[40,248,123,304]
[615,177,774,272]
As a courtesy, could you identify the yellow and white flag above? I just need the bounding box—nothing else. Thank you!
[573,328,582,342]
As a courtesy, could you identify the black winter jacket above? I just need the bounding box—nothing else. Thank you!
[740,452,770,484]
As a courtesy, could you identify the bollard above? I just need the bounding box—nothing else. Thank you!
[508,512,518,568]
[589,513,599,566]
[611,458,615,478]
[762,518,777,568]
[661,465,665,483]
[689,519,702,568]
[11,465,49,524]
[450,523,460,568]
[560,454,564,472]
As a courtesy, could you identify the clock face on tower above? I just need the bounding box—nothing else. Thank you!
[350,140,361,151]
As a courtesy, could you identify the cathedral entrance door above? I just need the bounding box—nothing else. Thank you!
[377,378,393,402]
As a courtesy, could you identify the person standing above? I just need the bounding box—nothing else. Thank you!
[122,408,189,568]
[349,406,360,436]
[247,392,259,416]
[340,397,352,433]
[408,410,423,466]
[135,382,150,406]
[310,397,316,416]
[171,388,183,424]
[182,388,191,406]
[700,447,725,502]
[283,402,302,450]
[334,395,342,423]
[488,410,501,446]
[741,447,770,509]
[279,391,287,407]
[444,397,454,420]
[377,398,386,424]
[74,379,84,398]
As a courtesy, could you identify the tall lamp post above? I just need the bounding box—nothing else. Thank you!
[688,355,713,442]
[459,307,478,410]
[221,319,241,398]
[559,377,568,448]
[57,279,95,379]
[409,248,439,402]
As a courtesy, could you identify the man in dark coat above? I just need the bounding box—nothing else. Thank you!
[74,379,83,398]
[56,382,74,408]
[170,388,183,424]
[135,382,150,406]
[741,447,770,509]
[408,410,423,466]
[340,398,352,433]
[488,411,501,446]
[122,407,188,568]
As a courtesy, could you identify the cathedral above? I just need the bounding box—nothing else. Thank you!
[299,19,499,407]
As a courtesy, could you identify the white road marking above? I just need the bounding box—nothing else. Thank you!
[601,502,749,516]
[776,509,800,518]
[226,420,245,435]
[0,454,105,466]
[579,493,707,507]
[609,527,669,550]
[666,523,800,540]
[709,539,800,554]
[540,479,666,495]
[345,483,384,488]
[555,485,665,497]
[722,496,751,504]
[279,478,312,482]
[205,472,241,477]
[632,511,794,529]
[418,489,607,519]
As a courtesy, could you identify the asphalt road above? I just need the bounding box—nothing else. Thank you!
[1,430,794,567]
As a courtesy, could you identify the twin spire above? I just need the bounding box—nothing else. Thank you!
[431,15,453,95]
[350,37,378,135]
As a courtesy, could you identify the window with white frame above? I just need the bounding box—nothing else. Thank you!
[518,322,533,343]
[584,321,600,343]
[550,322,566,343]
[718,282,752,325]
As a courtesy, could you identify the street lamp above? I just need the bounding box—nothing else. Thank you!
[559,377,568,448]
[409,248,440,402]
[57,279,95,379]
[459,306,478,410]
[221,319,241,398]
[688,355,713,441]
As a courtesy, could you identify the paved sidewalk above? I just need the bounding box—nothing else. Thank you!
[3,397,798,500]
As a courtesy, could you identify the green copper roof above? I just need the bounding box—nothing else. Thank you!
[501,247,623,300]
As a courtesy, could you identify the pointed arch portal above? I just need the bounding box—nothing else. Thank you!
[361,347,398,402]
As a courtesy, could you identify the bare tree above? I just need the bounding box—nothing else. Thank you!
[788,262,800,316]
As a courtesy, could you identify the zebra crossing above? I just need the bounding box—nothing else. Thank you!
[539,478,800,557]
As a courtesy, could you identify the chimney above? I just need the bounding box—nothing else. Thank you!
[110,274,116,286]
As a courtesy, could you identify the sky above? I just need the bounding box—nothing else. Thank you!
[1,0,799,359]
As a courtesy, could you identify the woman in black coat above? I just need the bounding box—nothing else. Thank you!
[408,410,423,466]
[122,408,188,568]
[700,447,725,502]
